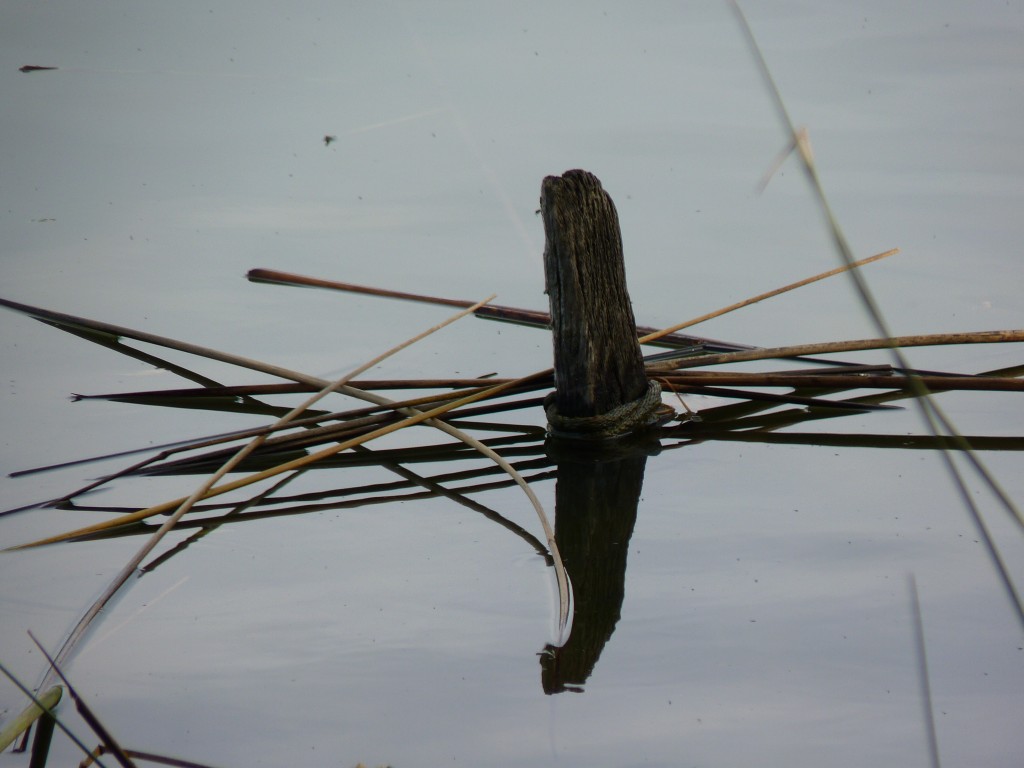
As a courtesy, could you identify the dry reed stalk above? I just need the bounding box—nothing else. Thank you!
[247,268,474,307]
[662,383,896,410]
[730,0,1024,626]
[657,371,1024,392]
[638,248,899,345]
[248,267,748,351]
[648,330,1024,371]
[76,378,521,401]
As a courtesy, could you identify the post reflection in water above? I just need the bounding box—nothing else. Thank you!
[540,439,654,694]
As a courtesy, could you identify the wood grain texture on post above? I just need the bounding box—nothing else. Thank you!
[541,169,652,431]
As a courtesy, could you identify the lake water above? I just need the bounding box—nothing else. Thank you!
[1,3,1022,767]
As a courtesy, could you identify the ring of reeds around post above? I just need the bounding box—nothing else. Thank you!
[544,380,672,440]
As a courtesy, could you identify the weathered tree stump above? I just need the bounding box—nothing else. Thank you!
[541,169,661,439]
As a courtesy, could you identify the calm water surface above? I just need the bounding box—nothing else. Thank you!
[1,3,1022,767]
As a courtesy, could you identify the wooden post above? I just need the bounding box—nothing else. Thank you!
[541,169,659,439]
